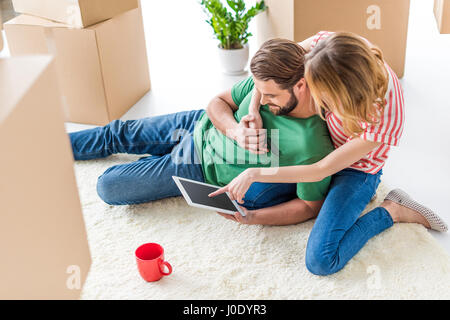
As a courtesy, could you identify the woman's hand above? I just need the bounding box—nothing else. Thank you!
[208,169,258,204]
[216,206,255,225]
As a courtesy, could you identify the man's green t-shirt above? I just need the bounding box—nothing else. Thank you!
[193,76,334,201]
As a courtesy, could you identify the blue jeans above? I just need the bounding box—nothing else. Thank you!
[305,168,394,276]
[69,110,298,208]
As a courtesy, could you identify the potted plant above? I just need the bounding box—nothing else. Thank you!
[200,0,267,75]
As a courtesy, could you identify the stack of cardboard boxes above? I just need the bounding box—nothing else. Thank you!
[4,0,151,125]
[256,0,411,78]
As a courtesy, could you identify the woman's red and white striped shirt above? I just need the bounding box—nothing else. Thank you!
[310,31,405,174]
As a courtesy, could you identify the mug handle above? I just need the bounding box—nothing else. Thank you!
[159,261,173,276]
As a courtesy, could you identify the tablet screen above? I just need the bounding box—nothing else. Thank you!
[177,179,238,212]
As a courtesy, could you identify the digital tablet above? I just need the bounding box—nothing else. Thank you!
[172,176,246,216]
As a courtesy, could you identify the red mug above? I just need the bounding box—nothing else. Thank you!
[135,243,173,282]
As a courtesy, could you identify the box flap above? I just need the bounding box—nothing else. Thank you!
[79,0,138,28]
[13,0,138,28]
[12,0,84,28]
[5,13,70,28]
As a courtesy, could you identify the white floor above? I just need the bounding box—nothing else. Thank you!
[2,0,449,253]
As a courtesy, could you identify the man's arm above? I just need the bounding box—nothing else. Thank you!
[205,89,239,140]
[206,90,268,154]
[218,197,323,226]
[251,198,323,226]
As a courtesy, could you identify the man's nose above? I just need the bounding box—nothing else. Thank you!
[260,95,269,105]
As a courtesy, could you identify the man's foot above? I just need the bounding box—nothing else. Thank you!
[381,189,448,232]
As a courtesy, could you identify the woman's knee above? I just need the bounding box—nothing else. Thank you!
[305,243,338,276]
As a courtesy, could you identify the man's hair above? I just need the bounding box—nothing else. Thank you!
[250,38,306,90]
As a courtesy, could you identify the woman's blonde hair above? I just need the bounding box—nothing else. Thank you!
[305,32,389,137]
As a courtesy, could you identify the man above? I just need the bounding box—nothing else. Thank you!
[70,38,334,225]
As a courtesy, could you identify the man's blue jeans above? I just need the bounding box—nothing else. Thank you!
[305,168,394,276]
[69,110,298,208]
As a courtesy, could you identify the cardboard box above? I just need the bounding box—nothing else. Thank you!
[12,0,138,28]
[5,7,151,125]
[434,0,450,33]
[0,5,3,51]
[1,0,18,22]
[0,56,91,299]
[256,0,410,78]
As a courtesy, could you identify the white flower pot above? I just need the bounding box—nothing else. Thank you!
[217,44,249,75]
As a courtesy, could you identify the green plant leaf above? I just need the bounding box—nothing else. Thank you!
[199,0,266,49]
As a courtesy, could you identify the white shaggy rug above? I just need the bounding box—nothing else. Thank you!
[74,154,450,299]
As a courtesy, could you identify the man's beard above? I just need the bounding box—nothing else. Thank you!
[268,88,298,116]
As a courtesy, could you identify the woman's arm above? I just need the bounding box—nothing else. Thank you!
[298,33,375,53]
[209,138,382,203]
[253,138,382,183]
[298,35,316,52]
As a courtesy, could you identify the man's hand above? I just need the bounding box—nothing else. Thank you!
[247,110,263,130]
[228,114,268,154]
[216,206,255,224]
[248,89,264,130]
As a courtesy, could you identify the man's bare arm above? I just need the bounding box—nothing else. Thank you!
[205,90,239,139]
[250,198,323,226]
[205,90,268,153]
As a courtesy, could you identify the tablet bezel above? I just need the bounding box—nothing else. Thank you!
[172,176,246,216]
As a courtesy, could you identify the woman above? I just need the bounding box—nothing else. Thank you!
[209,31,448,276]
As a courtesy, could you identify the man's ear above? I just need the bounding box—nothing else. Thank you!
[293,78,306,94]
[297,78,306,89]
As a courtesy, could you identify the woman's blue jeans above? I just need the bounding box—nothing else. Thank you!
[305,168,394,276]
[69,110,298,208]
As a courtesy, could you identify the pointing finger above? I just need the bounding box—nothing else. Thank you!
[209,186,228,198]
